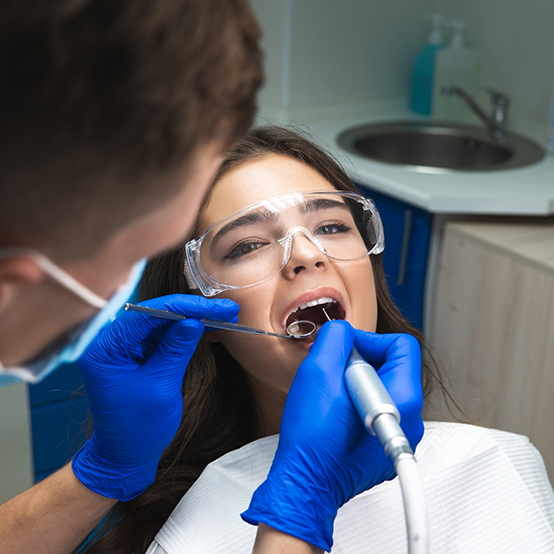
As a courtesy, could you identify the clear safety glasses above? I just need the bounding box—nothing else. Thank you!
[184,191,385,297]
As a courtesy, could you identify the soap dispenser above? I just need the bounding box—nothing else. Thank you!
[432,20,478,122]
[410,14,445,115]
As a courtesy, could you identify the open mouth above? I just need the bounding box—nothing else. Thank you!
[285,297,345,339]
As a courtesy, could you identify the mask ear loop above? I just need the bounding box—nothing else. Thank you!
[286,320,316,338]
[0,248,107,309]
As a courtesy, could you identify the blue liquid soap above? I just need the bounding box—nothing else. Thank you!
[411,44,445,114]
[410,14,445,115]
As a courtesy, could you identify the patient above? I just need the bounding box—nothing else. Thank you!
[80,127,554,553]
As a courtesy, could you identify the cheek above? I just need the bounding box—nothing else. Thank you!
[206,287,274,356]
[212,285,305,394]
[365,277,378,332]
[345,259,378,332]
[217,330,300,394]
[216,285,274,328]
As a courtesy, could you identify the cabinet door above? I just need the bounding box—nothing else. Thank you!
[431,224,554,477]
[28,362,89,481]
[357,184,432,329]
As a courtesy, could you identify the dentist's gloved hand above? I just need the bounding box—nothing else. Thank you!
[72,294,239,501]
[242,321,424,552]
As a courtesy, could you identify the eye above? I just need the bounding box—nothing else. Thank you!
[225,239,267,260]
[316,221,352,235]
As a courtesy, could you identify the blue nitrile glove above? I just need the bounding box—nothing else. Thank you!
[242,321,424,552]
[72,294,239,501]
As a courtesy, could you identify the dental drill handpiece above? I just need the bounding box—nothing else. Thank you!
[345,347,411,464]
[320,309,410,460]
[322,308,429,554]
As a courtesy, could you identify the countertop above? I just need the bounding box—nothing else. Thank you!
[257,99,554,216]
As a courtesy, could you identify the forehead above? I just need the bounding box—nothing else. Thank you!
[199,154,337,231]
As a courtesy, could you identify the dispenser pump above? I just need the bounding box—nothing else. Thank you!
[425,13,444,46]
[448,20,467,48]
[432,19,478,123]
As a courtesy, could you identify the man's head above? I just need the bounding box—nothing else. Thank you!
[0,0,263,367]
[0,0,262,260]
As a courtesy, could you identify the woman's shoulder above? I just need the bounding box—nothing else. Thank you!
[422,420,534,449]
[332,422,554,552]
[419,421,547,477]
[421,421,543,467]
[418,421,554,523]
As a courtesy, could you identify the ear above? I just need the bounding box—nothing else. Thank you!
[0,256,45,309]
[0,256,45,284]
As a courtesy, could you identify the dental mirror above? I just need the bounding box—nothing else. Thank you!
[286,319,317,339]
[125,304,316,340]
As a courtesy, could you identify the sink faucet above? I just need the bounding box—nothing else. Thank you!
[441,84,510,141]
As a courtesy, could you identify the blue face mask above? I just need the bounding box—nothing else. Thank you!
[0,249,146,385]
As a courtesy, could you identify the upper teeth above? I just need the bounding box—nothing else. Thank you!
[291,297,336,314]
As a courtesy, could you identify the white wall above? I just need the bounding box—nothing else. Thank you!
[251,0,554,128]
[287,0,433,106]
[250,0,290,107]
[252,0,433,109]
[0,382,33,503]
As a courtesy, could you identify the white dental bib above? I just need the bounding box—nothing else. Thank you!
[147,422,554,554]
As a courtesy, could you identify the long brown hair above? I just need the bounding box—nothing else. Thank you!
[80,126,457,553]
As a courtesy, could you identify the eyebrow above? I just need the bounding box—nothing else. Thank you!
[298,198,350,214]
[209,197,351,249]
[210,209,279,249]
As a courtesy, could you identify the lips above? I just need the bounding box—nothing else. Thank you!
[282,289,346,337]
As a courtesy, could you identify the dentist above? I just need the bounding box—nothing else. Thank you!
[0,2,424,554]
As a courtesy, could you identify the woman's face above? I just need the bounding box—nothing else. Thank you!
[198,154,378,403]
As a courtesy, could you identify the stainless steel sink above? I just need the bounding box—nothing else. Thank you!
[337,121,545,172]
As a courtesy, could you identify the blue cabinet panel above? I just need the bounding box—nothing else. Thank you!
[357,184,432,329]
[34,468,60,483]
[28,362,89,480]
[28,361,85,407]
[30,395,89,476]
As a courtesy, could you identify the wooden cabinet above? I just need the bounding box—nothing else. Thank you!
[431,219,554,477]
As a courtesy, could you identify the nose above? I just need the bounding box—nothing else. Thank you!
[281,229,329,279]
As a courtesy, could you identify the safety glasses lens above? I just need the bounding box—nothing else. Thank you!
[194,192,382,290]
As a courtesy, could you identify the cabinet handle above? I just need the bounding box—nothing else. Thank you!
[397,209,412,285]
